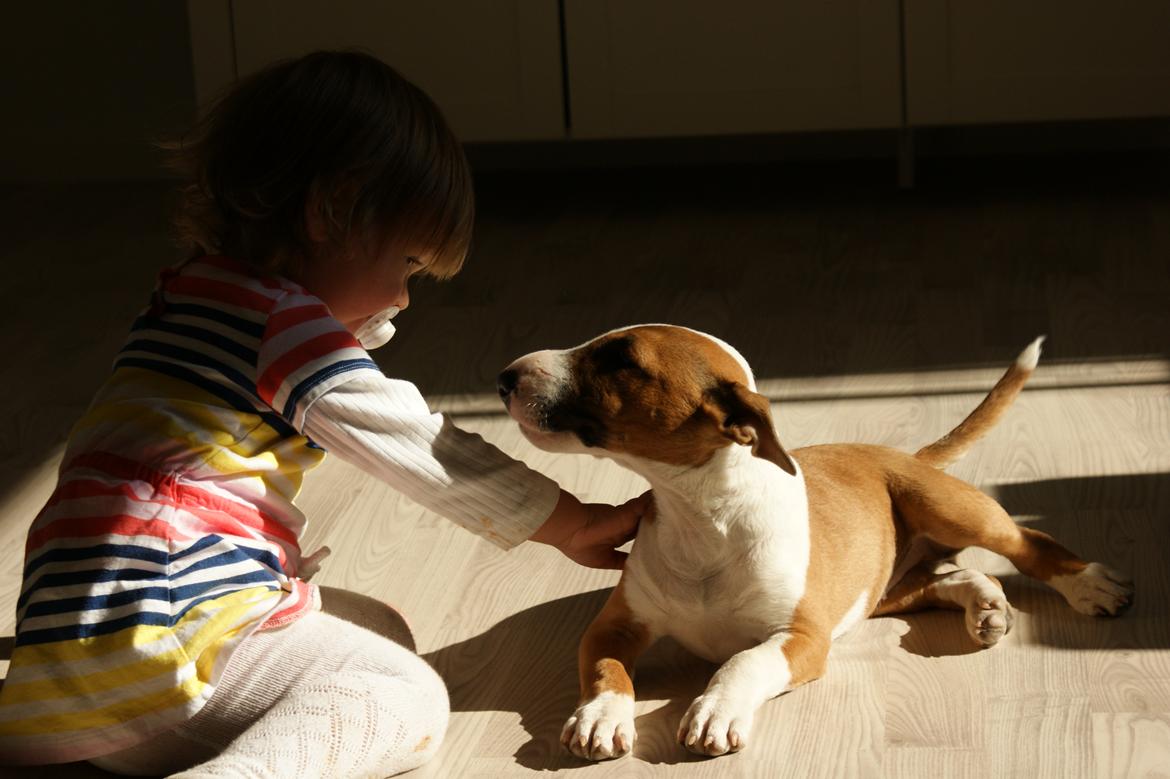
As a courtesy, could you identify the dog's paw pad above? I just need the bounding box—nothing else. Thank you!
[677,693,753,757]
[561,692,635,761]
[969,597,1013,647]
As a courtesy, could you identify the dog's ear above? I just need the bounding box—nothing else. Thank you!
[707,382,797,476]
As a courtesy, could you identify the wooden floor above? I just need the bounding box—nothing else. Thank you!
[1,154,1169,777]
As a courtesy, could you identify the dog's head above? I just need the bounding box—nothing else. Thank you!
[498,325,795,475]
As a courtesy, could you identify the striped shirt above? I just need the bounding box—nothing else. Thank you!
[0,255,558,765]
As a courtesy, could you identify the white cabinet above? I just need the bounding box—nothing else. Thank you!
[188,1,1170,144]
[210,0,566,142]
[905,0,1170,126]
[563,0,903,138]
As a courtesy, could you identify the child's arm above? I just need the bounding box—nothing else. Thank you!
[303,374,645,566]
[528,489,649,569]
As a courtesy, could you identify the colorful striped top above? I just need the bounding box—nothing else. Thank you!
[0,255,557,765]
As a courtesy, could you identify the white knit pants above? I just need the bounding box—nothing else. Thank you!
[90,592,448,778]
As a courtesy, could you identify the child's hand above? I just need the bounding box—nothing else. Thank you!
[530,490,652,569]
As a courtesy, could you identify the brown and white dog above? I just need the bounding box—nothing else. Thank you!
[497,325,1134,760]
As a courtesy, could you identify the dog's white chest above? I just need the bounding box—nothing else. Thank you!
[635,570,796,662]
[623,483,811,664]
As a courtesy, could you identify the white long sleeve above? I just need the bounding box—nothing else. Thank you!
[301,373,561,549]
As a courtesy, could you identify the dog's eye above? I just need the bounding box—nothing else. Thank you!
[592,337,639,373]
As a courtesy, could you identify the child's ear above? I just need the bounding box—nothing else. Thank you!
[305,179,361,247]
[707,382,797,476]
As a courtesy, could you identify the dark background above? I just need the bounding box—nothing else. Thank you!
[1,1,1167,504]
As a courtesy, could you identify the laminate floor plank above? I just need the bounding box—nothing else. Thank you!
[1,163,1167,776]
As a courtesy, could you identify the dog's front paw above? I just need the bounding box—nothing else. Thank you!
[561,691,635,761]
[677,691,754,756]
[1051,562,1134,617]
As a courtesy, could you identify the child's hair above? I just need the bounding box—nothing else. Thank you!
[165,50,473,280]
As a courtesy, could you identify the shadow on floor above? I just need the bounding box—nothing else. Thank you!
[422,587,724,769]
[993,472,1169,651]
[388,152,1170,402]
[422,588,606,770]
[896,471,1168,656]
[0,763,112,778]
[0,183,179,528]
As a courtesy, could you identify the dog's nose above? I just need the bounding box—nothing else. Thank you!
[497,369,519,399]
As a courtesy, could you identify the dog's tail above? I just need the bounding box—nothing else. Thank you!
[915,336,1045,469]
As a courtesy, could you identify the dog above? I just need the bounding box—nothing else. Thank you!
[497,325,1134,760]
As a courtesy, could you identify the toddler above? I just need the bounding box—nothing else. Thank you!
[0,50,645,776]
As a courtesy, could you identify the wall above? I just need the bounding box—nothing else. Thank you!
[0,1,196,180]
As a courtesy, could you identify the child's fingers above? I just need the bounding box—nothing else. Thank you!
[571,496,646,564]
[596,507,640,547]
[623,491,653,515]
[596,549,629,570]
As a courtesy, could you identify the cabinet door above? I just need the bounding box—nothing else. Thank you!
[563,0,902,139]
[230,0,565,142]
[905,0,1170,125]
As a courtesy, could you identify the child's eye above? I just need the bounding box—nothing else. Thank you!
[406,256,421,266]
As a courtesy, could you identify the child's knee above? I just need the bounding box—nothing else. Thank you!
[407,660,449,754]
[365,663,448,774]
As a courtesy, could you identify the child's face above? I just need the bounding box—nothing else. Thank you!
[295,239,428,334]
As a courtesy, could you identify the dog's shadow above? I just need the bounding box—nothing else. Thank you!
[889,471,1170,657]
[423,588,722,770]
[893,575,1159,660]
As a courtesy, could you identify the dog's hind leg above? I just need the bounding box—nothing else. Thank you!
[562,581,655,761]
[875,558,1014,646]
[893,466,1133,617]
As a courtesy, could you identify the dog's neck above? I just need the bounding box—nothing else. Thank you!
[619,443,806,557]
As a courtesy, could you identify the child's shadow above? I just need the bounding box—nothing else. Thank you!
[422,588,717,770]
